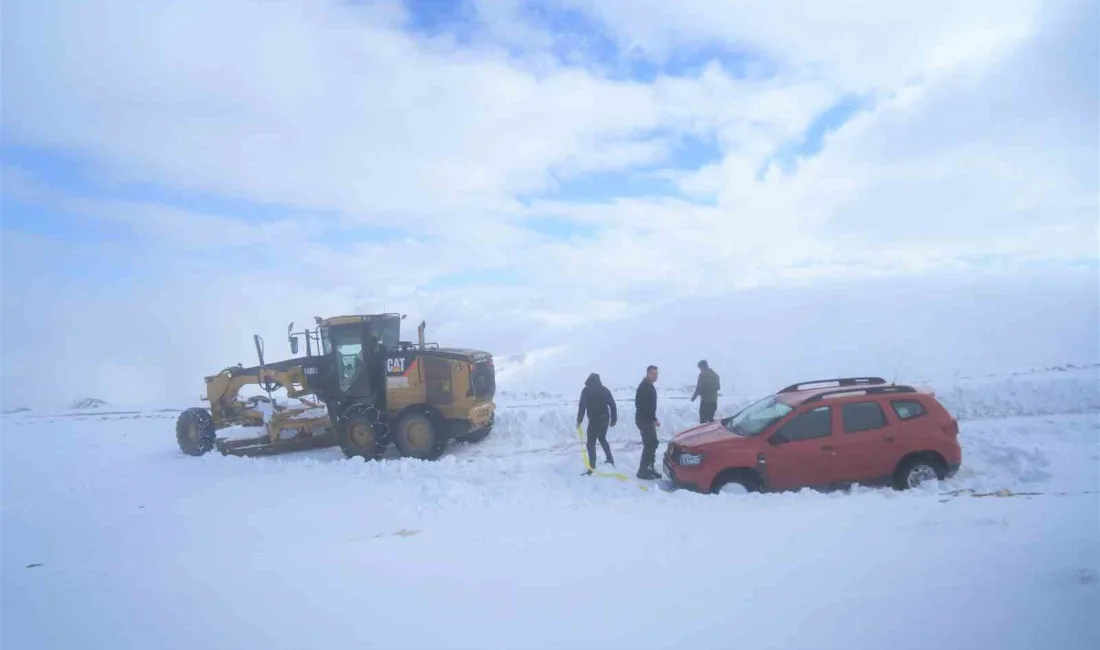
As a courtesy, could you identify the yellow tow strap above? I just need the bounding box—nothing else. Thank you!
[576,425,649,491]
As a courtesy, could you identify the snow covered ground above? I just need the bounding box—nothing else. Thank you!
[2,366,1098,649]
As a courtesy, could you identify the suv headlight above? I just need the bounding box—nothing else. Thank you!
[678,452,703,466]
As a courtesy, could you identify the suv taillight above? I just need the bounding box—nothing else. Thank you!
[944,419,959,437]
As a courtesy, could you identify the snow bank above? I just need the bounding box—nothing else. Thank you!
[933,367,1100,420]
[497,268,1100,397]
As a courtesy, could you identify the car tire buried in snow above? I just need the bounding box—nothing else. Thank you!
[894,454,947,490]
[175,407,216,456]
[393,412,446,461]
[338,413,386,461]
[710,469,760,495]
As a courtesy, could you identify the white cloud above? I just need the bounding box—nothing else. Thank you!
[1,0,1096,408]
[557,0,1043,88]
[538,0,1098,280]
[0,1,695,219]
[3,0,846,224]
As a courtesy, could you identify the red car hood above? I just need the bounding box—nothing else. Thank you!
[673,421,735,448]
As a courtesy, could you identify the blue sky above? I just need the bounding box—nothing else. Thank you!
[1,0,1096,407]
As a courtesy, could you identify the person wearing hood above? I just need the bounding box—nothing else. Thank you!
[691,360,721,423]
[577,372,617,471]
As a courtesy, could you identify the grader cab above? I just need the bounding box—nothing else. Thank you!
[174,314,496,461]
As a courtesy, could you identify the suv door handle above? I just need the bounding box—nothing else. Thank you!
[883,436,895,443]
[821,445,835,451]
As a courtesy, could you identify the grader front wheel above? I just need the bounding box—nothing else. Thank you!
[176,407,216,456]
[394,413,446,461]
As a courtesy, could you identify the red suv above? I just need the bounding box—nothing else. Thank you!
[663,377,961,494]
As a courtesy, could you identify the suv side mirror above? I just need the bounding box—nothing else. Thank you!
[768,432,789,446]
[289,336,299,355]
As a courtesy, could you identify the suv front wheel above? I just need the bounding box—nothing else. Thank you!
[710,469,761,495]
[894,455,946,490]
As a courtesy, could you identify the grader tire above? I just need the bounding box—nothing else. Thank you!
[393,412,446,461]
[338,414,386,461]
[176,407,216,456]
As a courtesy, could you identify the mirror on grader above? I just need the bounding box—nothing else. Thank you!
[175,314,497,462]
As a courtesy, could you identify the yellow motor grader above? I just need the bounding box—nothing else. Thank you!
[175,314,496,461]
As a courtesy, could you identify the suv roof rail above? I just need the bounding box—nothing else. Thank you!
[778,376,887,393]
[802,385,917,404]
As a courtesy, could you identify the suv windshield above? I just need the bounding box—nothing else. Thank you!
[723,395,794,436]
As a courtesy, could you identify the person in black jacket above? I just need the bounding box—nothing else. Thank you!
[691,360,721,423]
[577,373,617,471]
[634,365,662,479]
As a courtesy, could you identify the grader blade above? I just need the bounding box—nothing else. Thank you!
[215,431,338,457]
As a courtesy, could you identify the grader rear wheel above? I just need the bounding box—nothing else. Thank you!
[394,412,446,461]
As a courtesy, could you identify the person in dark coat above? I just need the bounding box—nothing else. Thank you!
[577,372,617,471]
[691,360,721,423]
[634,365,662,479]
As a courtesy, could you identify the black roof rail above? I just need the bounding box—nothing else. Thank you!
[802,385,917,404]
[778,376,887,393]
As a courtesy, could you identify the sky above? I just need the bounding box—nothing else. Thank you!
[1,0,1098,408]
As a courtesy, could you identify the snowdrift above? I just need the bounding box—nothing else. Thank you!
[494,269,1100,398]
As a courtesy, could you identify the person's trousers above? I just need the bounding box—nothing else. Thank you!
[699,399,717,423]
[586,419,613,467]
[636,416,658,470]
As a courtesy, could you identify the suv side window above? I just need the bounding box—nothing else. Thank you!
[842,401,888,433]
[774,406,832,442]
[891,400,927,421]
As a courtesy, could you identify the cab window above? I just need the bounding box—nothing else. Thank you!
[333,334,363,392]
